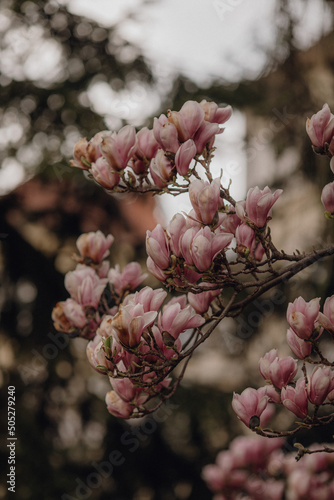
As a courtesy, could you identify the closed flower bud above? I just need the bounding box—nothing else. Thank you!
[135,127,159,160]
[146,256,168,282]
[71,137,91,169]
[91,157,120,189]
[281,377,308,419]
[321,182,334,214]
[100,125,136,170]
[193,120,221,154]
[146,224,170,270]
[149,149,174,187]
[287,296,320,340]
[258,349,279,380]
[266,356,298,390]
[167,213,188,257]
[189,177,221,224]
[153,115,180,153]
[187,288,221,314]
[76,230,114,263]
[307,366,333,405]
[105,391,133,419]
[321,294,334,331]
[175,139,197,176]
[306,103,334,149]
[286,328,312,359]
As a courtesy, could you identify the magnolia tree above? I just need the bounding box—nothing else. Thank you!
[52,100,334,496]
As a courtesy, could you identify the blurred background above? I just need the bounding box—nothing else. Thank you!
[1,0,334,498]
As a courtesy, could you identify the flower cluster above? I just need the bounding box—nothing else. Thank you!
[232,296,334,436]
[52,230,205,418]
[71,100,232,193]
[146,179,282,289]
[52,230,146,339]
[202,435,334,500]
[51,98,334,467]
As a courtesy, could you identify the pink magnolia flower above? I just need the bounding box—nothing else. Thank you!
[151,325,182,359]
[179,226,201,267]
[286,328,312,359]
[167,213,189,257]
[158,297,205,340]
[76,230,114,263]
[235,223,265,261]
[86,334,114,374]
[146,224,170,270]
[259,349,298,389]
[149,149,174,187]
[174,139,197,176]
[52,299,87,333]
[96,317,125,364]
[199,100,232,124]
[153,114,180,153]
[110,373,148,405]
[86,131,107,163]
[218,209,242,235]
[232,387,269,428]
[261,384,281,404]
[61,298,87,328]
[91,157,120,189]
[286,296,320,340]
[108,262,147,295]
[146,256,168,282]
[71,137,91,169]
[307,366,333,405]
[135,127,159,160]
[181,226,233,272]
[236,186,283,228]
[189,177,221,224]
[130,128,159,174]
[187,288,221,314]
[306,103,334,149]
[167,100,205,142]
[193,120,222,153]
[71,131,107,169]
[65,267,107,308]
[108,302,157,347]
[126,286,167,313]
[105,390,133,418]
[258,349,279,380]
[281,377,308,419]
[321,182,334,214]
[321,294,334,331]
[100,125,136,170]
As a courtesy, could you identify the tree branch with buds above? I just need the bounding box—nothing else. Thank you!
[53,97,334,482]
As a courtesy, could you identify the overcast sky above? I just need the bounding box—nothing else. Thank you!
[1,0,332,212]
[67,0,332,83]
